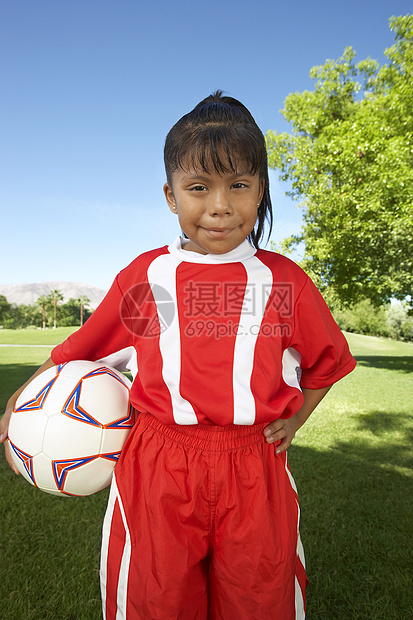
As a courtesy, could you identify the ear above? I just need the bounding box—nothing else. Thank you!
[164,183,177,214]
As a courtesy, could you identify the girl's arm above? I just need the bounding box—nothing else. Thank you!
[263,386,332,454]
[0,356,56,474]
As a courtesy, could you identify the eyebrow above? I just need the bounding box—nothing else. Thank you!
[182,170,256,181]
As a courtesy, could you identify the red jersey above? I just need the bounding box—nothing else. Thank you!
[51,237,356,425]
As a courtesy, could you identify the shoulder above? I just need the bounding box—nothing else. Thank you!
[117,245,170,287]
[254,248,304,272]
[254,248,309,287]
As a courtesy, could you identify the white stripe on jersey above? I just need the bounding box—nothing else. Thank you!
[282,347,302,390]
[232,257,273,424]
[147,254,198,424]
[100,474,131,620]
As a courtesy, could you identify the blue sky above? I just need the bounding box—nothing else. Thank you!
[1,0,411,290]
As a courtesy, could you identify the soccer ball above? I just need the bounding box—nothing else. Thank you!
[8,360,134,497]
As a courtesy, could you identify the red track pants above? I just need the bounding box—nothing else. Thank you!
[100,412,307,619]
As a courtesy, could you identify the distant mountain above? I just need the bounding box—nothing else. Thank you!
[0,282,107,310]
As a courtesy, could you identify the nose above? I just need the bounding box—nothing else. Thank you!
[209,190,232,216]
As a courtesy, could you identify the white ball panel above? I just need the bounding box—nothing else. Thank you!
[100,427,132,454]
[43,415,103,459]
[80,376,130,425]
[32,452,60,493]
[62,458,115,496]
[8,410,47,455]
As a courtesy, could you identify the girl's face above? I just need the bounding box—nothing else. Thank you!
[164,165,265,255]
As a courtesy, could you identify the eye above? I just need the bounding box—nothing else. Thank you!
[232,182,248,189]
[190,184,207,192]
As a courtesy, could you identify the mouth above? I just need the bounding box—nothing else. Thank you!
[202,227,235,238]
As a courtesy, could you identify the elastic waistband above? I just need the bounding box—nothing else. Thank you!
[137,411,267,452]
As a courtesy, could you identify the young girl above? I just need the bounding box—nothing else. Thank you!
[1,91,356,619]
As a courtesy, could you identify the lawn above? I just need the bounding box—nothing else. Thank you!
[0,330,412,619]
[0,326,78,345]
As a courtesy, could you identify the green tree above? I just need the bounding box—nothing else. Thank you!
[0,295,12,325]
[48,289,64,329]
[18,303,42,328]
[58,299,81,327]
[334,299,389,337]
[35,295,51,329]
[386,302,413,341]
[75,295,90,326]
[266,15,413,308]
[58,297,91,327]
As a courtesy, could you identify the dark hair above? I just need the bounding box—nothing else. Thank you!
[164,90,273,248]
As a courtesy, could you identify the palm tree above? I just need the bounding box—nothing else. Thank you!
[35,295,50,329]
[75,295,90,326]
[48,290,64,329]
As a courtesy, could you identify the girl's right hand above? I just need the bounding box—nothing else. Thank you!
[0,405,20,474]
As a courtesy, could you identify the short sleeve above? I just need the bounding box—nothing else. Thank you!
[289,277,356,389]
[51,275,133,367]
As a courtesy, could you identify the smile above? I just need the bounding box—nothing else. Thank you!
[202,227,235,237]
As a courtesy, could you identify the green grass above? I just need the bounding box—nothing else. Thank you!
[0,329,107,620]
[0,327,78,345]
[0,330,412,619]
[289,333,413,619]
